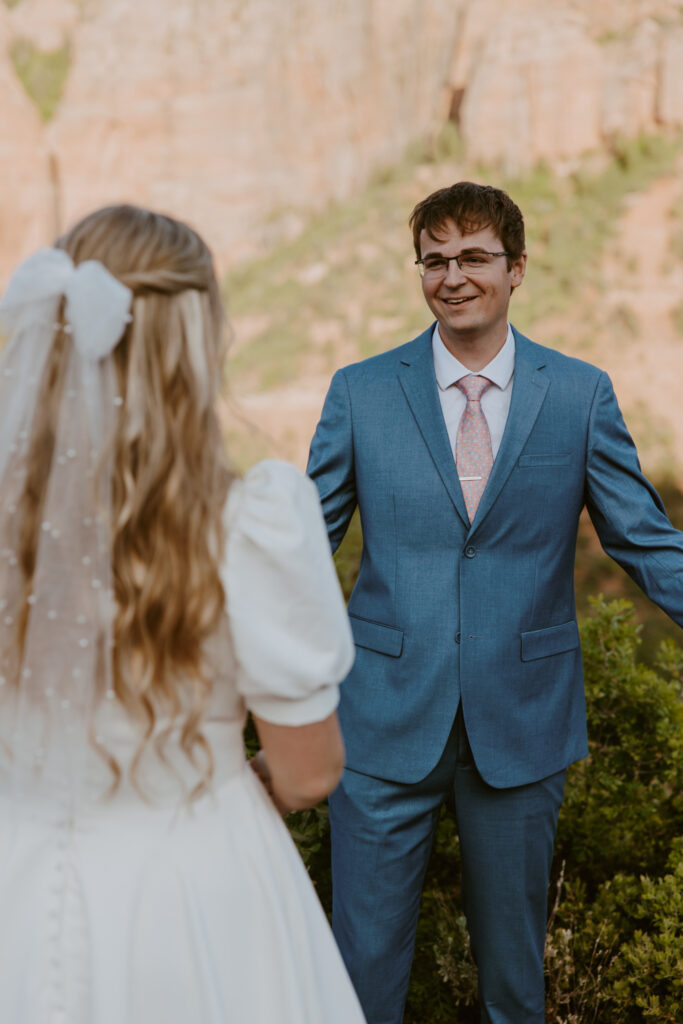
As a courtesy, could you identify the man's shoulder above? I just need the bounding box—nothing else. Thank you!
[513,328,605,384]
[332,324,608,386]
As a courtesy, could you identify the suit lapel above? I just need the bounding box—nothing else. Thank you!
[470,330,549,532]
[397,330,470,527]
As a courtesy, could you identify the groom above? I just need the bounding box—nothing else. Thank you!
[307,181,683,1024]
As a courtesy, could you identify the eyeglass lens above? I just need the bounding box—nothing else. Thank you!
[418,252,507,277]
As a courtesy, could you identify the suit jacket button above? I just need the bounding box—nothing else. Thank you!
[455,632,461,644]
[464,545,476,558]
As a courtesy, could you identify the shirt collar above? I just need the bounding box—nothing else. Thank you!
[432,322,515,391]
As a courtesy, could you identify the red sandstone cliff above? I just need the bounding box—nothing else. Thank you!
[1,0,683,282]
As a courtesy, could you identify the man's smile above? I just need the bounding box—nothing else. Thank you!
[440,295,476,306]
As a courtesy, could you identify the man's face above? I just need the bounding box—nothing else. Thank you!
[418,220,526,351]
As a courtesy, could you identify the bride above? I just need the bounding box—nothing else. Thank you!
[0,205,366,1023]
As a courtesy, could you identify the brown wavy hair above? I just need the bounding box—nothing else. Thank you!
[409,181,526,267]
[17,204,235,794]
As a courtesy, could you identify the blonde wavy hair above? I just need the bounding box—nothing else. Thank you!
[16,204,235,794]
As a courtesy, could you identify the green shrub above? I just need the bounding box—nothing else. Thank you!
[405,812,478,1023]
[10,38,71,123]
[546,600,682,1023]
[333,510,362,600]
[394,600,680,1022]
[546,841,683,1023]
[246,548,682,1021]
[294,522,683,1020]
[556,599,682,887]
[604,842,682,1023]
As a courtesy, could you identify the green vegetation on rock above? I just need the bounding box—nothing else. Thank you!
[225,131,682,392]
[671,193,683,265]
[10,37,71,123]
[673,303,683,337]
[512,135,679,325]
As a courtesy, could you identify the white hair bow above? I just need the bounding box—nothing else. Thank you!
[0,247,133,361]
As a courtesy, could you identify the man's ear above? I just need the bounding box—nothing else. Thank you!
[510,251,527,292]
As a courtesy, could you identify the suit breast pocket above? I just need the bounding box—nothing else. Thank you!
[349,615,404,658]
[518,453,572,468]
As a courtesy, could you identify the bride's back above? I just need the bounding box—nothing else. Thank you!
[0,205,239,811]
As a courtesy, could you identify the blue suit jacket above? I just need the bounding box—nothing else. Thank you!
[307,326,683,788]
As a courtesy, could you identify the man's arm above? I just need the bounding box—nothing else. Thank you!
[585,372,683,627]
[307,369,358,553]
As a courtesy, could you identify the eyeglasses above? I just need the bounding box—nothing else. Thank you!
[415,251,511,278]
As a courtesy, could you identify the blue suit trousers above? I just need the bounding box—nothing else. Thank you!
[329,712,565,1024]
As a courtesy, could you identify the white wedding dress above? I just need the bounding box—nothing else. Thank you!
[0,460,366,1024]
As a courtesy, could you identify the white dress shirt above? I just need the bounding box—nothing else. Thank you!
[432,323,515,461]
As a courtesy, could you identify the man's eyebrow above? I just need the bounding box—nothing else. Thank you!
[421,246,489,258]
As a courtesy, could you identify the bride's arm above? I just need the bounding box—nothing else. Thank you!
[251,711,345,813]
[224,461,354,812]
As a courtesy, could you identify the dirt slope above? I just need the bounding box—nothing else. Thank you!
[225,166,683,479]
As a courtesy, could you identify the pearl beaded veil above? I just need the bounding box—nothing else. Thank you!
[0,248,132,833]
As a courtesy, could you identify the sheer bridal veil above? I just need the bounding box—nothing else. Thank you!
[0,247,133,833]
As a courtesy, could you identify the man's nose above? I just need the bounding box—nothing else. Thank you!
[443,258,466,285]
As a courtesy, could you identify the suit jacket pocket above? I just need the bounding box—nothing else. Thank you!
[349,615,404,658]
[518,453,572,467]
[520,619,580,661]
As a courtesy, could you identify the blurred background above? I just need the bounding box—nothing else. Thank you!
[5,0,681,649]
[2,3,682,1019]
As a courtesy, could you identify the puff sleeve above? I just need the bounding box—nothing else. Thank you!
[222,459,355,725]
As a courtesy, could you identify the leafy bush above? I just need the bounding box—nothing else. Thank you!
[556,599,683,887]
[546,841,683,1023]
[333,509,362,600]
[246,511,682,1022]
[604,842,682,1023]
[260,594,681,1023]
[544,600,682,1023]
[422,600,682,1023]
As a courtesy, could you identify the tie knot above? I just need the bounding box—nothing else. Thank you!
[456,375,492,401]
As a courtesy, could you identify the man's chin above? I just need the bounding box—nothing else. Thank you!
[439,314,481,338]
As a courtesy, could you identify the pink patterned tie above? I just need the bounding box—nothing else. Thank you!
[456,375,493,523]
